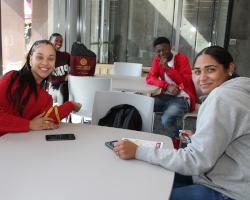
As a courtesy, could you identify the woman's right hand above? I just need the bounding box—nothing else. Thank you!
[29,113,58,131]
[113,140,138,160]
[160,57,169,70]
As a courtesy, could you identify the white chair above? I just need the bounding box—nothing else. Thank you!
[68,75,112,123]
[112,62,142,77]
[92,91,155,133]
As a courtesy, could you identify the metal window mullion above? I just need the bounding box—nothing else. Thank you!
[192,0,200,63]
[174,0,183,52]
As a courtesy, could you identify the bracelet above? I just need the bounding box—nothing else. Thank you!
[54,106,61,123]
[45,106,61,123]
[45,107,54,117]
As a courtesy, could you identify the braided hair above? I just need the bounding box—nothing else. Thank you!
[6,40,55,116]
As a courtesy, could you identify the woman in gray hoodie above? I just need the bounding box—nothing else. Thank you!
[114,46,250,200]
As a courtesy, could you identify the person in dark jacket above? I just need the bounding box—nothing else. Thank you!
[48,33,70,104]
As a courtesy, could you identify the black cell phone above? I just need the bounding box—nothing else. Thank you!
[45,134,76,141]
[105,140,118,150]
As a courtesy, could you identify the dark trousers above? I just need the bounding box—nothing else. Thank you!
[170,173,233,200]
[59,81,69,103]
[154,94,189,137]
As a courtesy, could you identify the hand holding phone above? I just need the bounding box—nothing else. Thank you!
[105,140,118,150]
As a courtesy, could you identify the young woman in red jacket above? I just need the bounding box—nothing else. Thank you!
[0,40,81,136]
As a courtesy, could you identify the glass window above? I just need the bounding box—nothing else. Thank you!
[1,0,49,74]
[0,0,231,74]
[1,0,26,74]
[24,0,32,51]
[179,0,230,65]
[108,0,175,66]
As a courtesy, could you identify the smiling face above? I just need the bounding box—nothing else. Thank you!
[50,35,63,50]
[194,54,234,95]
[154,43,171,60]
[30,44,56,84]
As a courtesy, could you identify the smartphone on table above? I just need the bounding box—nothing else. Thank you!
[45,133,76,141]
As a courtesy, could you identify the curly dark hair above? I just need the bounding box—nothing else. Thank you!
[49,33,62,41]
[153,37,171,47]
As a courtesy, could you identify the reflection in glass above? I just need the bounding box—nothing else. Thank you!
[179,0,230,64]
[49,0,230,67]
[24,0,32,51]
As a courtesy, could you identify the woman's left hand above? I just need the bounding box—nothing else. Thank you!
[30,113,58,131]
[113,140,138,160]
[167,84,180,96]
[71,101,82,112]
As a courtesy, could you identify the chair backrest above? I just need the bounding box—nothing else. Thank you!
[92,91,155,132]
[68,76,112,119]
[112,62,142,77]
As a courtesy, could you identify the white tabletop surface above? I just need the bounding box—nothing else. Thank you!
[98,75,159,94]
[0,123,174,200]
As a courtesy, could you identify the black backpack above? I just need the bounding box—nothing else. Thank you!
[98,104,142,131]
[71,42,96,57]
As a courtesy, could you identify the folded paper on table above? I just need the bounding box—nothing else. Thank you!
[122,138,163,149]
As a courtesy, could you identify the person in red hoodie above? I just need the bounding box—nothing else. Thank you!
[146,37,197,138]
[0,40,81,136]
